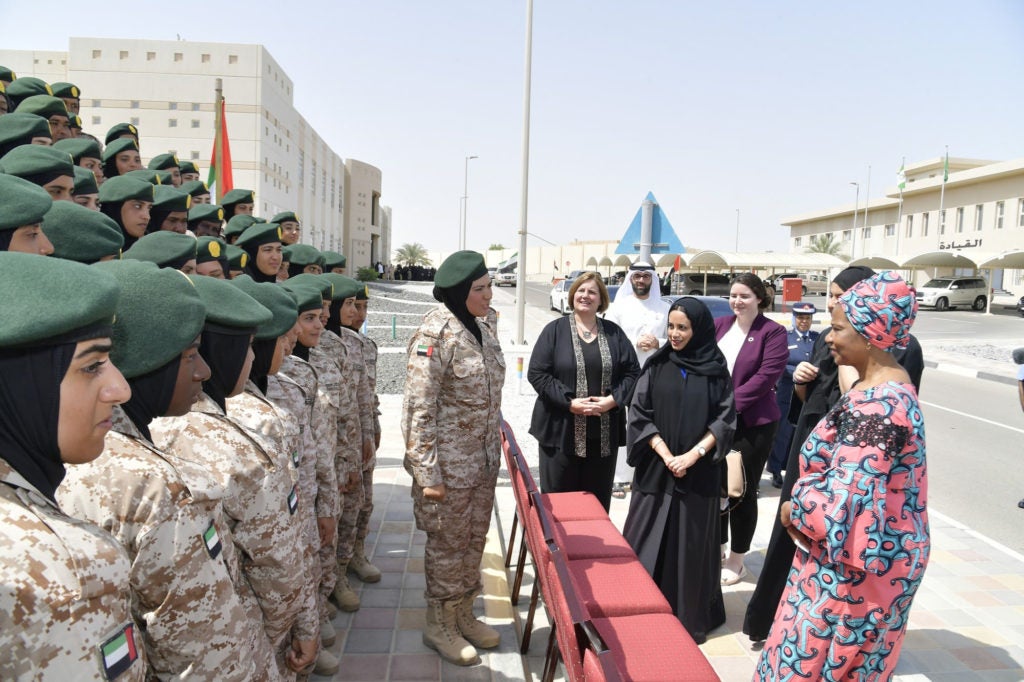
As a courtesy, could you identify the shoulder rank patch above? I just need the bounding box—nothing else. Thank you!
[100,622,139,679]
[203,520,222,559]
[416,344,434,357]
[291,450,300,468]
[288,486,299,515]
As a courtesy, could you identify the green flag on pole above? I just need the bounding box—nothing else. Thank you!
[897,159,906,195]
[942,150,949,183]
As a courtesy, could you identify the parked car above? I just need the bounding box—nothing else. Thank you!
[487,267,497,281]
[791,273,829,296]
[549,279,573,314]
[662,294,734,319]
[495,270,517,287]
[672,272,731,296]
[1018,295,1024,317]
[915,276,988,311]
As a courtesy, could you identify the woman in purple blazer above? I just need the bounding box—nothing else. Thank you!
[714,273,789,585]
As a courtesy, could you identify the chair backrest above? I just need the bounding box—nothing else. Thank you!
[547,543,588,681]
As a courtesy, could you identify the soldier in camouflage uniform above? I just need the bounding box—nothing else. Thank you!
[57,261,261,680]
[402,251,506,666]
[150,275,304,681]
[0,254,145,681]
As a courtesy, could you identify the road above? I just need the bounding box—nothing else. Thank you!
[513,279,1024,554]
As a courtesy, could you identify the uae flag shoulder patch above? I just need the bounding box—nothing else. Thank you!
[416,344,434,358]
[203,520,222,559]
[100,622,139,679]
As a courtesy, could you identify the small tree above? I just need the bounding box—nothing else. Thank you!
[488,243,506,251]
[394,242,432,267]
[805,233,847,260]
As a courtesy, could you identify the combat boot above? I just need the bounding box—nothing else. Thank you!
[348,540,381,583]
[333,561,361,611]
[423,599,479,666]
[312,649,339,676]
[320,617,336,647]
[455,591,500,649]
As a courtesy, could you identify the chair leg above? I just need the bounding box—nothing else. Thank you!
[511,540,528,605]
[542,626,559,682]
[520,579,540,654]
[505,513,518,568]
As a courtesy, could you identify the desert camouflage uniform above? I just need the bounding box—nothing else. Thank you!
[336,326,375,563]
[150,393,305,663]
[58,407,258,681]
[353,332,381,547]
[0,458,146,681]
[227,382,319,674]
[402,306,505,604]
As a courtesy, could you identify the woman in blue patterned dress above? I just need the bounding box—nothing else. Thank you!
[756,271,929,681]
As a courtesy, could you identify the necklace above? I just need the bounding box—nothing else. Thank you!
[577,318,598,339]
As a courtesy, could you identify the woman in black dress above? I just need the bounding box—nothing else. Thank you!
[622,297,736,644]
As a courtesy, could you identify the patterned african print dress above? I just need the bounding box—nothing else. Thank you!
[756,381,929,681]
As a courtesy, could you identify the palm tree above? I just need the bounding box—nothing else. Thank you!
[394,242,432,266]
[805,233,847,260]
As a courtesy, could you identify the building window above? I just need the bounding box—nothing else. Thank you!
[229,55,238,64]
[794,236,802,247]
[168,102,177,110]
[861,226,871,240]
[130,100,139,109]
[91,116,101,125]
[191,151,200,160]
[130,117,139,126]
[120,50,129,60]
[192,103,200,111]
[168,119,177,127]
[922,212,929,236]
[92,49,102,59]
[974,204,984,231]
[92,99,101,107]
[191,120,200,128]
[201,54,211,63]
[1019,199,1024,227]
[147,51,156,61]
[884,224,895,237]
[956,206,965,233]
[842,230,851,242]
[905,215,914,238]
[311,159,316,194]
[298,150,305,187]
[995,201,1005,229]
[939,209,946,234]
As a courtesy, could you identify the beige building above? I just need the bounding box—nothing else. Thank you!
[344,159,386,272]
[0,37,390,270]
[784,157,1024,290]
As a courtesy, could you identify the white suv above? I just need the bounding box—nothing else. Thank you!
[916,276,988,311]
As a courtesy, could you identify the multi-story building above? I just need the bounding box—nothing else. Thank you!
[0,37,389,269]
[783,157,1024,290]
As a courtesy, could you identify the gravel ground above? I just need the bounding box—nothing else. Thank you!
[364,281,443,395]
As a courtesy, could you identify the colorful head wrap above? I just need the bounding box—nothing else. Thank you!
[839,270,918,352]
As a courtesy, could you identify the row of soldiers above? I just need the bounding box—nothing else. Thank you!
[0,69,387,679]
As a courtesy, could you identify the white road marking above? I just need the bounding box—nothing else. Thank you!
[920,400,1024,435]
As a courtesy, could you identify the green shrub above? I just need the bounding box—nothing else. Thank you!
[356,266,379,282]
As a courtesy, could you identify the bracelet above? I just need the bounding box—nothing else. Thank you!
[651,436,663,448]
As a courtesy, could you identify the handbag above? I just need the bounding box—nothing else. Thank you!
[720,450,746,511]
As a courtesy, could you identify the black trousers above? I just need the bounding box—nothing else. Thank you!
[539,444,617,511]
[719,420,778,554]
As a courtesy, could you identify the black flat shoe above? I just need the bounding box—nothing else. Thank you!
[771,473,783,489]
[1018,498,1024,509]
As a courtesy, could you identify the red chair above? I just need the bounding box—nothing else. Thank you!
[587,614,720,681]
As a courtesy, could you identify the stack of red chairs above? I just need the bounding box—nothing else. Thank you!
[499,421,720,681]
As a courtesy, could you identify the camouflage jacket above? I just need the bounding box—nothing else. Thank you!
[310,337,360,484]
[150,393,305,649]
[402,306,505,488]
[57,407,258,681]
[358,332,382,439]
[338,326,374,447]
[0,458,145,681]
[266,371,317,541]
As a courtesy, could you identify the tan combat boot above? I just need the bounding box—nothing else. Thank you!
[455,591,500,649]
[423,599,479,666]
[348,540,381,583]
[333,561,361,612]
[320,617,336,647]
[312,648,339,676]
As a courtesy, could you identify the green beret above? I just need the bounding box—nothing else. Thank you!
[6,77,51,108]
[226,244,248,270]
[321,273,364,301]
[148,153,179,171]
[271,211,299,225]
[0,113,52,154]
[223,214,257,239]
[188,273,272,331]
[14,95,68,120]
[124,231,197,268]
[43,201,122,263]
[0,251,118,348]
[50,82,80,99]
[153,185,191,212]
[179,160,199,175]
[53,136,102,163]
[0,67,15,82]
[93,259,206,379]
[283,273,332,301]
[435,250,488,289]
[196,237,227,264]
[252,217,267,223]
[235,222,282,249]
[221,188,255,208]
[321,250,346,270]
[180,180,210,199]
[283,243,322,268]
[73,165,99,196]
[230,275,298,340]
[281,283,325,314]
[99,176,155,204]
[105,122,139,145]
[67,114,82,130]
[102,137,139,163]
[0,173,52,231]
[124,169,170,186]
[0,144,74,183]
[189,203,224,224]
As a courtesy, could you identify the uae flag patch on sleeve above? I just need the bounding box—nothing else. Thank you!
[288,486,299,515]
[416,344,433,357]
[100,622,139,679]
[203,520,222,559]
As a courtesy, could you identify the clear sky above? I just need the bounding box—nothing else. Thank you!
[4,0,1023,257]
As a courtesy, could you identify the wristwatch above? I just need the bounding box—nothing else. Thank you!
[696,446,707,457]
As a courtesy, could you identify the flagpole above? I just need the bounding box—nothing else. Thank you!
[214,78,224,204]
[937,145,947,249]
[896,156,904,256]
[863,165,871,247]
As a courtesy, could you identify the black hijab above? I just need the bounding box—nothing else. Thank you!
[325,299,343,336]
[248,337,278,396]
[144,207,175,235]
[241,242,280,283]
[292,341,311,362]
[435,277,482,346]
[121,356,180,442]
[0,343,75,502]
[645,297,729,378]
[832,266,876,293]
[200,327,252,412]
[100,201,139,251]
[0,231,14,251]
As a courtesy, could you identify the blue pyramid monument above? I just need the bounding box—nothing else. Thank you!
[614,191,685,255]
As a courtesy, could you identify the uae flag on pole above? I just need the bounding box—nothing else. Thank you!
[207,97,234,202]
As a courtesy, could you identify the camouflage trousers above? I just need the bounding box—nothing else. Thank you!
[413,472,498,604]
[337,458,375,562]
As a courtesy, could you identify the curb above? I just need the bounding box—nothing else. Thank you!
[923,360,1018,386]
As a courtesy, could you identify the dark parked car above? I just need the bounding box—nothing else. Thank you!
[671,272,731,296]
[661,294,733,319]
[1018,295,1024,317]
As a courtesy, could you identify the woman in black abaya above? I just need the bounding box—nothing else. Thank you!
[622,297,736,644]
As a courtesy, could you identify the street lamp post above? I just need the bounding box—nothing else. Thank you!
[850,181,860,260]
[735,208,740,251]
[460,155,478,250]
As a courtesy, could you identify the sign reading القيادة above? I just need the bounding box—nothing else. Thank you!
[939,238,983,250]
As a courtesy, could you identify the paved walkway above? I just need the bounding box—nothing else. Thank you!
[313,287,1024,681]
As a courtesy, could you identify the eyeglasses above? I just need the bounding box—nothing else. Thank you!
[630,273,653,281]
